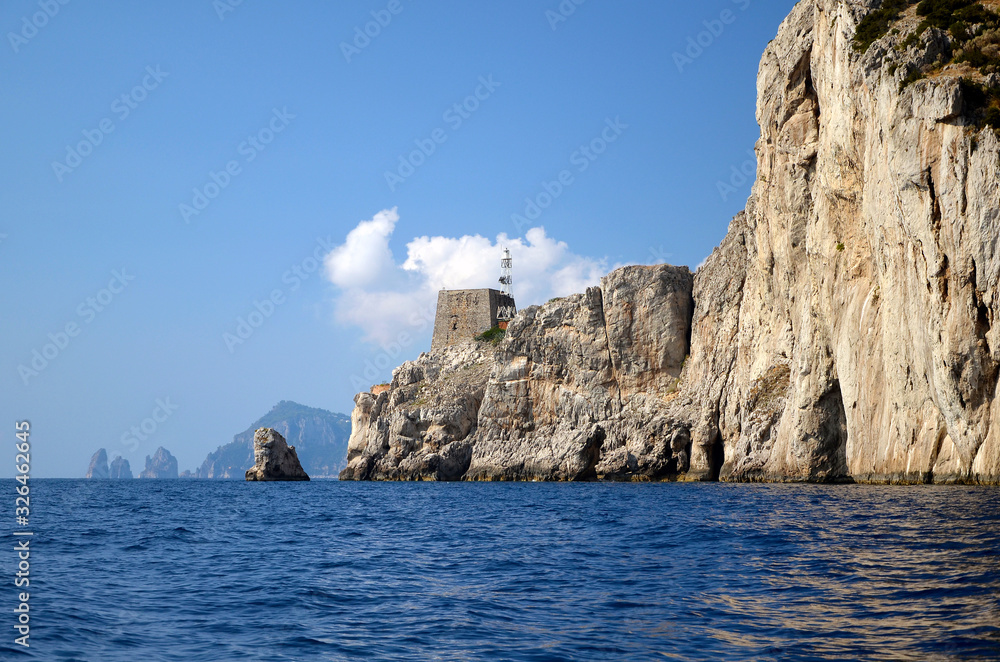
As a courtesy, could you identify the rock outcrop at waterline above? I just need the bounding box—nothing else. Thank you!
[342,0,1000,485]
[245,428,310,481]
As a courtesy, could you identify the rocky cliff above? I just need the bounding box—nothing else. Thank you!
[86,449,134,479]
[197,401,350,479]
[680,0,1000,485]
[341,265,696,482]
[342,0,1000,485]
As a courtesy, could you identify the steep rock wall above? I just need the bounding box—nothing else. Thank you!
[685,0,1000,484]
[342,0,1000,484]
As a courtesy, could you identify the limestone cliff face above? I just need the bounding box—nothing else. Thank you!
[340,344,497,481]
[342,0,1000,484]
[681,0,1000,485]
[467,266,694,481]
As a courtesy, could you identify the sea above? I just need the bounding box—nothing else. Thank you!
[2,480,999,661]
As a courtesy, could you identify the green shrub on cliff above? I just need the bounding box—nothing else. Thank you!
[854,0,916,52]
[900,67,926,90]
[475,326,506,344]
[916,0,994,30]
[960,78,1000,129]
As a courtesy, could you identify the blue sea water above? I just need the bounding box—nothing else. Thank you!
[2,481,999,661]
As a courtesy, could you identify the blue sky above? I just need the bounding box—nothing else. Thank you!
[1,0,797,477]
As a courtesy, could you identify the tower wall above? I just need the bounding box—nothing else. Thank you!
[431,289,516,351]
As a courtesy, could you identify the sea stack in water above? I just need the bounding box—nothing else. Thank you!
[245,428,309,481]
[86,449,109,479]
[109,456,133,479]
[139,447,179,479]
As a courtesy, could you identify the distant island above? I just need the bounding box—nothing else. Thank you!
[85,401,349,479]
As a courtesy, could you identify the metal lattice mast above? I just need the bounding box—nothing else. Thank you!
[498,247,516,321]
[499,247,512,296]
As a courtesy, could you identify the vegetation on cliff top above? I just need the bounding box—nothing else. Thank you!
[855,0,1000,129]
[853,0,915,52]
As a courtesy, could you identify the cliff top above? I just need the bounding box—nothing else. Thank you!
[853,0,1000,130]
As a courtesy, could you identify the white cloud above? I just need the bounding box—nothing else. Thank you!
[324,209,611,345]
[324,208,399,289]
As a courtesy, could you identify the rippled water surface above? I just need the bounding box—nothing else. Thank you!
[3,481,999,660]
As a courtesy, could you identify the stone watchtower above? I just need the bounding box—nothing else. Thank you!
[430,248,517,351]
[430,289,516,351]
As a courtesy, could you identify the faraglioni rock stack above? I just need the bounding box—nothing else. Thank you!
[139,447,179,479]
[85,449,109,479]
[109,456,133,479]
[86,449,135,479]
[245,428,310,481]
[342,0,1000,485]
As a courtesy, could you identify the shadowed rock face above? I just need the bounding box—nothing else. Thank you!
[86,449,109,479]
[139,447,178,479]
[342,0,1000,485]
[245,428,309,481]
[109,456,133,479]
